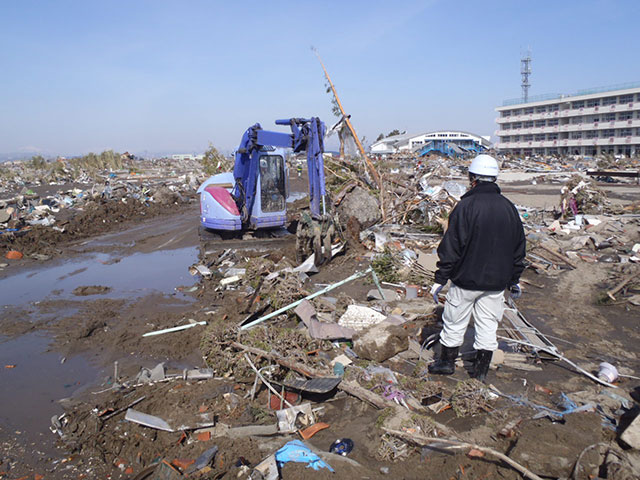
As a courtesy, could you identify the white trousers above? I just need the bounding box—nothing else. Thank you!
[439,284,505,351]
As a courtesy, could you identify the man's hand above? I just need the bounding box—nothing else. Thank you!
[509,284,522,299]
[430,283,444,303]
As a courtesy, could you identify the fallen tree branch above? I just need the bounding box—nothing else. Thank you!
[383,428,544,480]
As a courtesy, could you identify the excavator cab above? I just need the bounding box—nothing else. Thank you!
[257,153,286,214]
[248,150,288,228]
[198,148,288,231]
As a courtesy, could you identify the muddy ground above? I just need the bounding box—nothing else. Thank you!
[1,173,639,479]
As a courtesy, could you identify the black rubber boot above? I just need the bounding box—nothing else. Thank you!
[471,350,493,382]
[428,345,459,375]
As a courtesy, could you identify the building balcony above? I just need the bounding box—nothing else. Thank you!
[496,135,640,149]
[495,102,638,124]
[497,118,640,137]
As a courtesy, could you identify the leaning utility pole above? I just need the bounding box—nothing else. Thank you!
[312,47,382,191]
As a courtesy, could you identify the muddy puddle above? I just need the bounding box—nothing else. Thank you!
[1,246,199,306]
[0,245,201,455]
[0,332,99,449]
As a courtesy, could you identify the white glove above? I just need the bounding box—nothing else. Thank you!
[430,283,444,303]
[509,283,522,299]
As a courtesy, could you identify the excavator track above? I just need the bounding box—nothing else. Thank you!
[198,225,295,253]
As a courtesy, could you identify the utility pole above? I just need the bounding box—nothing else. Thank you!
[312,47,381,190]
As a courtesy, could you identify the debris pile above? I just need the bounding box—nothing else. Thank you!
[0,156,206,258]
[4,151,640,479]
[560,175,609,217]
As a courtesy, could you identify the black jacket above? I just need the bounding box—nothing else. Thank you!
[434,182,526,291]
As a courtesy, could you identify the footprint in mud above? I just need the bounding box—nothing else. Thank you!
[72,285,112,296]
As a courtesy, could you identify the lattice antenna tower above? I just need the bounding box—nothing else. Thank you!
[521,49,531,102]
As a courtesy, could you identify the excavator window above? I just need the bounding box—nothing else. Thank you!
[259,154,286,213]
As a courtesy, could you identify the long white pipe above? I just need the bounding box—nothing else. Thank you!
[143,321,207,337]
[239,268,372,330]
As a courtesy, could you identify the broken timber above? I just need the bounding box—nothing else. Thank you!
[230,341,457,438]
[383,428,544,480]
[537,244,578,269]
[607,271,639,301]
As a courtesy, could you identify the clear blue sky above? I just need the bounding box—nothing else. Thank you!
[1,0,639,156]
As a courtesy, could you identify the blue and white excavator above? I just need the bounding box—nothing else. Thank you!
[197,117,337,263]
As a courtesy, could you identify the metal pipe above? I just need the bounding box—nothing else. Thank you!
[497,335,617,388]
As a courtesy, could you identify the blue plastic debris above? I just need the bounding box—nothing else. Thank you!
[275,440,334,472]
[329,438,354,456]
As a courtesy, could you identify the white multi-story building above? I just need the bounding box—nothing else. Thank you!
[370,130,491,155]
[495,82,640,157]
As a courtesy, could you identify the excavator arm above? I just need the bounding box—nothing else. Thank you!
[232,118,327,224]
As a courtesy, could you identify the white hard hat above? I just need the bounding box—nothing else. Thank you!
[469,154,499,178]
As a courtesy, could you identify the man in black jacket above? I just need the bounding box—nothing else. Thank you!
[428,154,526,381]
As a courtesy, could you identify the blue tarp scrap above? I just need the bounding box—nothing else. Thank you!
[275,440,334,472]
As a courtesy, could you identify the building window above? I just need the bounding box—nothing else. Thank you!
[619,94,633,104]
[571,132,583,139]
[619,128,632,136]
[586,131,597,139]
[502,111,511,118]
[512,135,520,141]
[524,121,534,128]
[535,120,545,127]
[512,122,522,129]
[591,115,600,123]
[535,134,545,141]
[549,104,559,112]
[523,134,533,141]
[587,99,600,107]
[605,113,616,122]
[571,116,582,124]
[602,96,617,106]
[535,106,547,113]
[619,111,633,120]
[512,109,521,115]
[547,133,558,140]
[601,129,615,137]
[548,118,559,126]
[524,107,534,114]
[572,101,584,109]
